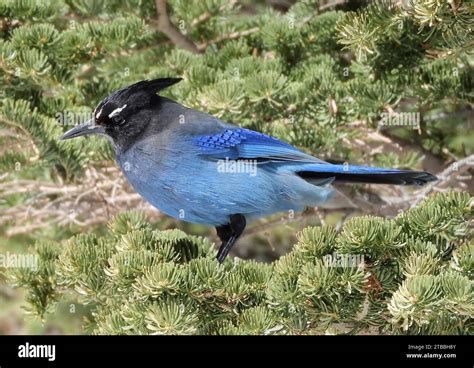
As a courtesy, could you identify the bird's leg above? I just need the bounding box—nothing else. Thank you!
[215,214,246,263]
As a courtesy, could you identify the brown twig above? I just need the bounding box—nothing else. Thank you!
[190,11,213,28]
[319,0,348,12]
[197,27,259,52]
[411,154,474,206]
[0,116,40,162]
[0,166,157,236]
[302,0,349,24]
[190,0,239,28]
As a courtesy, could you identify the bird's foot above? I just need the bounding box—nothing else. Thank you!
[215,214,246,263]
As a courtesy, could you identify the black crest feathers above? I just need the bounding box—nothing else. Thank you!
[122,78,183,97]
[94,78,182,119]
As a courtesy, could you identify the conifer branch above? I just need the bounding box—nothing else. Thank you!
[7,192,472,334]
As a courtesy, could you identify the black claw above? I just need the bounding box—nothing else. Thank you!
[215,214,246,263]
[216,236,236,263]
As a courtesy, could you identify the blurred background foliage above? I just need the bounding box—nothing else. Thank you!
[0,0,472,334]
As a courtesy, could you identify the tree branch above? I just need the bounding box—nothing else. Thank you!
[154,0,200,54]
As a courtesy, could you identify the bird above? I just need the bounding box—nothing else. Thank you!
[60,78,437,262]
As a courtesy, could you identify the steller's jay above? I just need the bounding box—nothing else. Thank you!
[60,78,437,262]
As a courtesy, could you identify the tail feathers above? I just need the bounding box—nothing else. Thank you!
[297,164,437,186]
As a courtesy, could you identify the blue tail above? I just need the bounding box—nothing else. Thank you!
[296,164,437,186]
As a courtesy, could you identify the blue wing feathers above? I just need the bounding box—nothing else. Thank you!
[194,128,292,150]
[193,128,322,162]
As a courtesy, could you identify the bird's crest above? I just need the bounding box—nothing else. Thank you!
[94,78,182,123]
[119,78,183,98]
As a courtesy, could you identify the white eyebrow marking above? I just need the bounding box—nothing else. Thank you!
[108,104,128,118]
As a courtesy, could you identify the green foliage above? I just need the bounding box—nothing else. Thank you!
[8,241,61,317]
[7,192,473,335]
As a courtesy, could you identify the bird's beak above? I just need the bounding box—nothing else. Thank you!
[59,119,106,140]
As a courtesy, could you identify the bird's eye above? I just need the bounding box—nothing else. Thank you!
[110,114,126,126]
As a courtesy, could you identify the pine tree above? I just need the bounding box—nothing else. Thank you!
[0,0,472,334]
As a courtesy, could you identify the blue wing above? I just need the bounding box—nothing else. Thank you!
[192,128,323,162]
